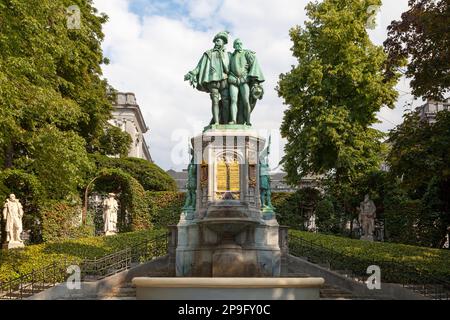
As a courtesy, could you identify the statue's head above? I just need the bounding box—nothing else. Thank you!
[213,31,229,48]
[9,194,16,201]
[233,38,243,51]
[364,194,370,201]
[108,193,115,198]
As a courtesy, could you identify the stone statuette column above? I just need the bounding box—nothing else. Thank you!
[103,193,119,236]
[2,194,25,250]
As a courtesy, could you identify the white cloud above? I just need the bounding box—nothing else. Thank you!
[94,0,413,171]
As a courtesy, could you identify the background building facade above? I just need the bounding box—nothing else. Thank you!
[416,98,450,123]
[109,92,152,162]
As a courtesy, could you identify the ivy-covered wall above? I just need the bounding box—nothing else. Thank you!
[147,191,185,229]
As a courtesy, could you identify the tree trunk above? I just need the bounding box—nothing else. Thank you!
[350,218,354,239]
[4,142,14,168]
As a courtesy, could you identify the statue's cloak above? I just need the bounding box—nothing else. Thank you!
[245,50,265,84]
[192,49,230,92]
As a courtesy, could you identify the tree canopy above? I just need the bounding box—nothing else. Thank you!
[277,0,400,186]
[384,0,450,99]
[97,124,133,158]
[387,110,450,246]
[0,0,112,198]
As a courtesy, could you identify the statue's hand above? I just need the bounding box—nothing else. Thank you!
[184,73,197,87]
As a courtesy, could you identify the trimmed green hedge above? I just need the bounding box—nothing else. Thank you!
[272,189,321,229]
[289,230,450,281]
[41,200,94,242]
[92,168,152,231]
[0,229,166,283]
[90,154,178,192]
[147,191,185,228]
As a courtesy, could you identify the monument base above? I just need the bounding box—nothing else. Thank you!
[360,235,374,241]
[105,231,117,236]
[175,126,282,277]
[2,241,25,250]
[176,215,281,277]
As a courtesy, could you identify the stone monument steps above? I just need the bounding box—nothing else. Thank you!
[285,268,356,300]
[402,284,449,300]
[146,271,172,277]
[319,285,354,299]
[99,296,137,300]
[284,272,311,278]
[97,283,136,299]
[316,262,331,269]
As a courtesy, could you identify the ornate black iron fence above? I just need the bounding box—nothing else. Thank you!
[289,233,450,300]
[0,233,168,300]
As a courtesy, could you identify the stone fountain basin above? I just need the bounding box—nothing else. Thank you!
[132,277,324,300]
[198,217,258,236]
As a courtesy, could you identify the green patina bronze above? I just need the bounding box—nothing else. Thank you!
[184,32,264,126]
[259,135,274,214]
[229,38,264,126]
[183,147,197,211]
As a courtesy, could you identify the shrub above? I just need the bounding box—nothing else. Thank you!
[289,229,450,281]
[384,197,446,248]
[0,229,166,283]
[272,188,321,229]
[147,191,185,228]
[41,200,94,242]
[90,154,177,191]
[315,198,339,234]
[92,168,151,231]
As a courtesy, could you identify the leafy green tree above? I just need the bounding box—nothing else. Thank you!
[388,110,450,246]
[315,198,339,234]
[0,0,112,196]
[97,125,132,158]
[28,126,93,199]
[384,0,450,99]
[277,0,400,187]
[272,188,321,229]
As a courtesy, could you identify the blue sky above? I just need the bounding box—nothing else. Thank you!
[128,0,232,31]
[129,0,190,20]
[94,0,416,171]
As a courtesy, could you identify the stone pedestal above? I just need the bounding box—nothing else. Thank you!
[360,235,374,241]
[2,241,25,250]
[176,126,281,277]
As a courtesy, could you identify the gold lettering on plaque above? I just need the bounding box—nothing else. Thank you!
[216,158,240,199]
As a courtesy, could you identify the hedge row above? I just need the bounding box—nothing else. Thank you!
[289,230,450,281]
[0,229,166,283]
[90,155,178,192]
[272,189,320,229]
[147,191,185,229]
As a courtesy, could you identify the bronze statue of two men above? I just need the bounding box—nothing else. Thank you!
[184,31,265,126]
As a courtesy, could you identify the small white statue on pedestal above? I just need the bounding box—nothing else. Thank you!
[305,214,317,232]
[103,193,118,236]
[2,194,25,249]
[358,194,376,241]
